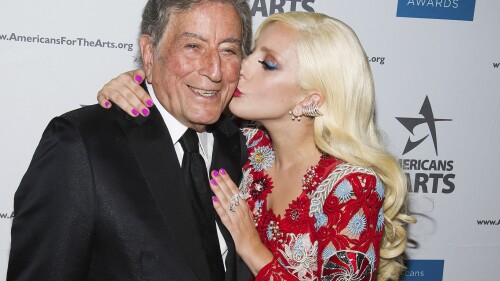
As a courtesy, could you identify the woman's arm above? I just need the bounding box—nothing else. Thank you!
[97,69,153,117]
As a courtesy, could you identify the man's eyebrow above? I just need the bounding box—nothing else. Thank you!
[221,37,241,44]
[178,32,206,42]
[177,32,241,44]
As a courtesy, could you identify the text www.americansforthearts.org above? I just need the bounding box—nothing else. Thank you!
[1,32,134,52]
[477,219,500,226]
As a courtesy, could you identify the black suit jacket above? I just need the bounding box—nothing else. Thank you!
[8,103,251,281]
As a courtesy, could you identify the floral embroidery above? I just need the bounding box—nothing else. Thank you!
[241,127,259,146]
[302,154,336,193]
[321,244,336,261]
[281,196,310,233]
[279,233,318,281]
[267,224,274,241]
[375,177,384,200]
[251,174,272,198]
[253,199,264,225]
[308,163,376,218]
[334,179,353,202]
[366,246,376,266]
[254,200,264,210]
[249,145,275,171]
[376,207,384,232]
[267,220,285,243]
[242,128,384,281]
[348,212,367,236]
[314,212,328,230]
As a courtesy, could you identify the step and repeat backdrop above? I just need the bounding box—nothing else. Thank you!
[1,0,498,280]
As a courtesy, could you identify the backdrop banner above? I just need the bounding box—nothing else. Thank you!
[1,1,498,280]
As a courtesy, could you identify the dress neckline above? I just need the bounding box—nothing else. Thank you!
[262,154,334,221]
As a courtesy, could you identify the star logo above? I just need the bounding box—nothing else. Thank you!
[396,96,452,156]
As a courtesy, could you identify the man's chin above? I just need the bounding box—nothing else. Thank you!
[187,116,221,131]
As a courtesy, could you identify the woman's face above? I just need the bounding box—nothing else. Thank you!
[229,22,302,122]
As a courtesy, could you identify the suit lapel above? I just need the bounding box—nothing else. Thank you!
[118,106,211,280]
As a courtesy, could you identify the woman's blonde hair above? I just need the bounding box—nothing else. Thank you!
[256,12,415,280]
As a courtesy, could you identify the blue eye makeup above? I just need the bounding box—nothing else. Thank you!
[258,59,278,70]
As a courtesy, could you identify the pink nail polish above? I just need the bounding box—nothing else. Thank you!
[104,101,111,108]
[212,196,218,203]
[212,170,219,177]
[142,108,150,116]
[134,75,142,83]
[219,168,226,175]
[210,179,217,185]
[146,100,154,107]
[132,109,139,116]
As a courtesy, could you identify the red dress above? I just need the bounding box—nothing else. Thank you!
[240,128,384,281]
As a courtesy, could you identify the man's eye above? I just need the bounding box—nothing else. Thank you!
[185,44,198,49]
[223,48,238,55]
[258,60,278,70]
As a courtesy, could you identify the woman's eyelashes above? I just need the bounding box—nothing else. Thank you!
[258,59,278,71]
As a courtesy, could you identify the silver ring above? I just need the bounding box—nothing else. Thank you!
[238,191,249,200]
[228,193,240,212]
[229,193,240,206]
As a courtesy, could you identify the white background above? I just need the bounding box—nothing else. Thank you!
[1,1,498,280]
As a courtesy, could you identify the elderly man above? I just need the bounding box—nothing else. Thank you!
[8,0,252,280]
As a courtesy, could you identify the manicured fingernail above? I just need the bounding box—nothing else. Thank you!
[219,169,226,175]
[212,196,218,202]
[132,109,139,116]
[146,100,154,107]
[212,170,219,177]
[210,179,217,185]
[134,75,142,83]
[104,101,111,108]
[142,108,150,116]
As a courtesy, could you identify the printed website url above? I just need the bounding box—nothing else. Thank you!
[368,56,385,65]
[477,219,500,226]
[0,212,14,219]
[0,32,134,51]
[494,62,499,69]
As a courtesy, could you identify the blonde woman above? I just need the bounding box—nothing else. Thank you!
[98,12,414,281]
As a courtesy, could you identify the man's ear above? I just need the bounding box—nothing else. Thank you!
[139,35,154,83]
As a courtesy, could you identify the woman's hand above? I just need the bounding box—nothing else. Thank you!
[97,69,153,117]
[210,169,273,276]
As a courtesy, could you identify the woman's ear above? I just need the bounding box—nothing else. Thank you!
[302,92,324,108]
[293,92,324,118]
[139,35,154,83]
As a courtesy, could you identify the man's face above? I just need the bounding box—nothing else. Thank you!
[141,2,242,131]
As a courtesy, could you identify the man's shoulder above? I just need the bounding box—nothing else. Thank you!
[58,103,147,129]
[60,104,117,124]
[48,104,135,140]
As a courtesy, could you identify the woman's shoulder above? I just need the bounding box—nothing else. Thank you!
[309,160,384,223]
[311,161,383,204]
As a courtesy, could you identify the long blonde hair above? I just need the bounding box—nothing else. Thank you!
[256,12,415,280]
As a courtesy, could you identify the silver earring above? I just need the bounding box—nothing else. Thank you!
[288,111,301,121]
[301,102,322,117]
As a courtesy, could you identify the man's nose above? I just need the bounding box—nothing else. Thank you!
[199,50,222,82]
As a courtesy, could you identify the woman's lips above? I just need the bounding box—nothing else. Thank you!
[233,88,243,97]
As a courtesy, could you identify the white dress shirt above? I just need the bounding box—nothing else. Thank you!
[148,84,228,269]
